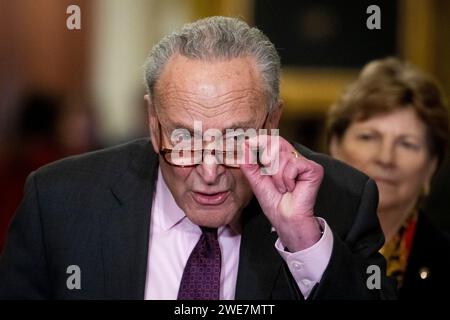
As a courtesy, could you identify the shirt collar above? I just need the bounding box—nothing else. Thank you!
[153,167,187,232]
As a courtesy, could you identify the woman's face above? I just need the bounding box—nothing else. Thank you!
[330,108,437,213]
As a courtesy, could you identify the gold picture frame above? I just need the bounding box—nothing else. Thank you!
[190,0,436,115]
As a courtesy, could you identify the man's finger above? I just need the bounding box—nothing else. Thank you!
[282,157,298,192]
[240,140,278,199]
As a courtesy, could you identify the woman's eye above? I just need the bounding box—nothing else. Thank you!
[400,141,419,150]
[357,133,375,141]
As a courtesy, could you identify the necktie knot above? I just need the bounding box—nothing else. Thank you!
[201,227,218,239]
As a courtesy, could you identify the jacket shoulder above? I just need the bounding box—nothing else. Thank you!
[295,142,372,195]
[294,143,379,239]
[34,138,153,184]
[28,138,155,214]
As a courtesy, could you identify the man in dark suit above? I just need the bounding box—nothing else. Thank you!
[0,16,396,299]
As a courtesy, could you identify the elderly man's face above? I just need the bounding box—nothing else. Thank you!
[146,55,281,228]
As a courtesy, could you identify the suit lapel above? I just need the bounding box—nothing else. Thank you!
[101,140,158,299]
[235,198,300,300]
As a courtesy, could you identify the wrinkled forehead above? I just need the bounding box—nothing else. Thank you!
[153,55,269,130]
[156,90,267,131]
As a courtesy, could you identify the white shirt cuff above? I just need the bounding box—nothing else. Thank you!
[274,217,333,299]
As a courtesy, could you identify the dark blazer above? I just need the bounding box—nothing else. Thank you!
[400,212,450,299]
[0,138,397,299]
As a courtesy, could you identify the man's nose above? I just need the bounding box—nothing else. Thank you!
[196,153,226,185]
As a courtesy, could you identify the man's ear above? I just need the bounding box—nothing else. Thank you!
[266,100,284,130]
[145,94,160,154]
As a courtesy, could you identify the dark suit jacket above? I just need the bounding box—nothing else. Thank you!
[400,212,450,299]
[0,138,397,299]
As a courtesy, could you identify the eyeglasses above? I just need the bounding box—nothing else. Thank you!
[158,113,269,168]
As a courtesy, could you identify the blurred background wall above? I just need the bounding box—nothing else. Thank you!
[0,0,449,250]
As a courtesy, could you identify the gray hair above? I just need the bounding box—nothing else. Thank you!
[143,16,281,110]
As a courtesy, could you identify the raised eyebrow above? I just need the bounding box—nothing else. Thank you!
[165,123,197,136]
[360,127,423,139]
[357,129,425,143]
[225,121,258,130]
[168,121,256,131]
[398,134,425,142]
[167,121,193,130]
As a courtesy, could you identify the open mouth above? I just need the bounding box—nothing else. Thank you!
[192,191,230,205]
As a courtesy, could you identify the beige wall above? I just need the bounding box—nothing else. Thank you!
[90,0,189,143]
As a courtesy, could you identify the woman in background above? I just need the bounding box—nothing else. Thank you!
[327,57,450,298]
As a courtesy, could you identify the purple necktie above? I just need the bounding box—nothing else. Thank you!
[177,227,221,300]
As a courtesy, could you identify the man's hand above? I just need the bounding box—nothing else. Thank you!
[240,136,324,252]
